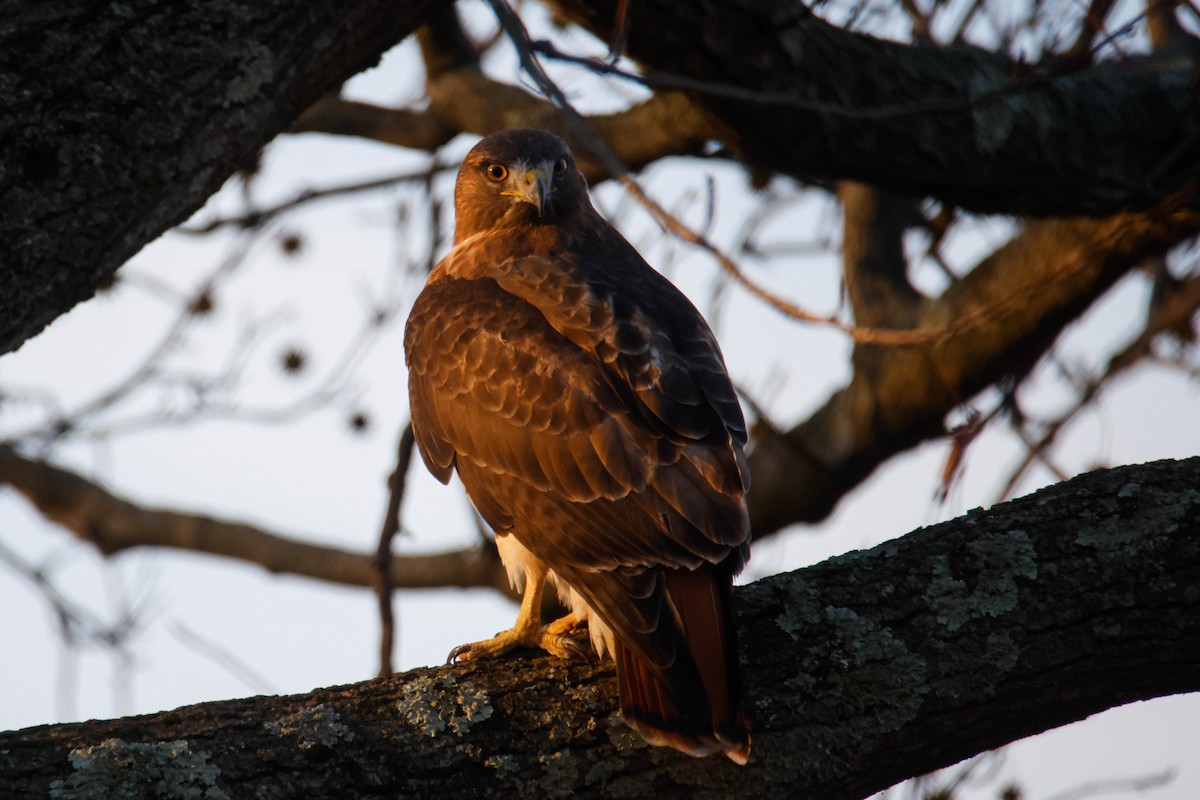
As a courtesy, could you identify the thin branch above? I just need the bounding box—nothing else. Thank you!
[49,229,269,445]
[1058,0,1119,66]
[837,181,924,329]
[371,422,417,676]
[177,162,455,235]
[1042,768,1176,800]
[287,11,722,186]
[170,621,277,694]
[995,269,1200,500]
[0,536,124,648]
[50,236,415,444]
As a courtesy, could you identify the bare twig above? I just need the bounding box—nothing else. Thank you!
[18,228,274,451]
[1058,0,1119,66]
[996,269,1200,500]
[44,229,415,444]
[1042,767,1176,800]
[170,621,277,694]
[371,422,417,676]
[0,537,132,649]
[0,534,143,718]
[178,162,454,235]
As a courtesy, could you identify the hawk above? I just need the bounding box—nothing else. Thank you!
[404,129,751,763]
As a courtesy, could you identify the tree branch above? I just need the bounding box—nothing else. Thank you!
[0,444,511,596]
[372,422,418,676]
[547,0,1200,216]
[288,94,460,152]
[997,268,1200,499]
[288,7,723,184]
[0,0,438,355]
[2,457,1197,799]
[837,182,924,328]
[747,203,1200,536]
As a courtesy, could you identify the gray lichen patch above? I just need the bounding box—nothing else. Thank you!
[264,703,355,751]
[773,605,928,784]
[925,529,1038,631]
[820,606,927,731]
[1075,516,1144,553]
[486,748,582,800]
[1077,487,1200,555]
[1117,481,1142,498]
[484,753,520,775]
[48,738,229,800]
[226,43,275,103]
[397,674,494,738]
[531,749,580,800]
[604,714,645,755]
[928,628,1020,701]
[965,67,1062,154]
[769,574,822,642]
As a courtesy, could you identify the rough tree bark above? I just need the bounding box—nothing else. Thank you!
[0,0,434,355]
[3,457,1198,799]
[548,0,1200,215]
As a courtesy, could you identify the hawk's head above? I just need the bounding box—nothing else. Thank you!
[453,129,590,241]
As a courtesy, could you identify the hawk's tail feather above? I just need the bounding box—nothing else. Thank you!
[617,644,751,764]
[615,563,751,764]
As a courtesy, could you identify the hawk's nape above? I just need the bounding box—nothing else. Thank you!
[404,129,752,763]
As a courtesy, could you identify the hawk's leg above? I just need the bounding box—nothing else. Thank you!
[447,562,589,663]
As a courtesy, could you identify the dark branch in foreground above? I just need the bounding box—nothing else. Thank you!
[0,0,435,355]
[548,0,1200,217]
[3,458,1197,799]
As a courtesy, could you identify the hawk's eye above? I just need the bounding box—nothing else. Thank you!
[485,163,508,182]
[554,158,567,176]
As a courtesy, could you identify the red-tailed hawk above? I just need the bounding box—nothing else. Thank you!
[404,129,751,762]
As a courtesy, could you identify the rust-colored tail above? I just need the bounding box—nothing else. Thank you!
[616,565,750,764]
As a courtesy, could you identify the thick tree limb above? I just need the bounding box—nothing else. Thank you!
[548,0,1200,216]
[2,457,1197,799]
[747,204,1200,535]
[0,444,510,596]
[0,0,437,355]
[290,87,719,185]
[837,182,924,329]
[288,95,460,152]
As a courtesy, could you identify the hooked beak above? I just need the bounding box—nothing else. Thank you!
[501,162,554,217]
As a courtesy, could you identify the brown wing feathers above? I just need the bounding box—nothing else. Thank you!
[405,129,751,762]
